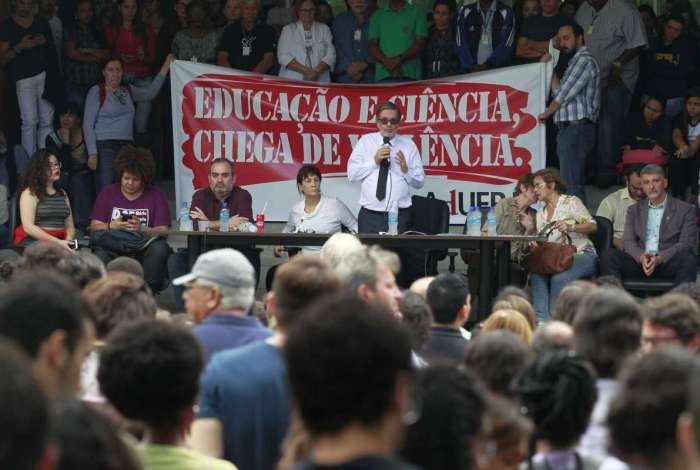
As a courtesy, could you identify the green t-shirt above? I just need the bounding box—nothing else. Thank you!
[368,2,428,81]
[139,444,237,470]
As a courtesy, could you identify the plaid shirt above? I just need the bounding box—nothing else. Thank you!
[553,46,600,123]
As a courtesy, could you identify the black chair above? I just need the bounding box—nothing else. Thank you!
[591,215,613,259]
[410,194,450,275]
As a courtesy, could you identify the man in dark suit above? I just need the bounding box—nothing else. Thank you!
[600,164,698,284]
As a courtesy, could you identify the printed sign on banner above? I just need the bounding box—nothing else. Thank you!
[171,61,547,223]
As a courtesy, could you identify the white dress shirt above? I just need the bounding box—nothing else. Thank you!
[282,195,358,253]
[347,132,425,211]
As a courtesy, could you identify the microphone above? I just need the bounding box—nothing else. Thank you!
[383,136,391,146]
[380,136,391,169]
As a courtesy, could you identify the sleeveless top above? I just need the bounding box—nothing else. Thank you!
[35,192,70,228]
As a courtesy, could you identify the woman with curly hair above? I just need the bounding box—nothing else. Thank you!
[90,145,171,292]
[15,149,76,248]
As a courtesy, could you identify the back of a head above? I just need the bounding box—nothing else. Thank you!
[401,366,487,470]
[608,347,699,468]
[285,293,412,435]
[464,330,533,396]
[492,294,536,331]
[514,350,597,449]
[426,273,469,324]
[0,271,91,358]
[0,339,48,470]
[643,293,700,346]
[671,282,700,307]
[56,251,106,289]
[98,319,203,430]
[320,233,363,270]
[106,256,145,278]
[482,309,533,345]
[17,241,70,272]
[409,276,434,299]
[573,287,641,378]
[51,398,141,470]
[272,255,340,329]
[552,280,598,325]
[532,321,574,355]
[494,285,531,304]
[399,291,433,350]
[486,394,534,463]
[83,271,157,339]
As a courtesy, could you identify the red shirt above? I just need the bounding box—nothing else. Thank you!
[190,186,254,224]
[105,25,156,78]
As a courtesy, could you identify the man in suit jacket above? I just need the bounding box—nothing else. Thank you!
[600,164,698,284]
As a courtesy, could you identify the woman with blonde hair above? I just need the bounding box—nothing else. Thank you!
[483,309,534,345]
[492,294,537,330]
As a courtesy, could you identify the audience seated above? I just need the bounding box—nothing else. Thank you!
[531,320,574,354]
[190,256,339,470]
[671,281,700,305]
[173,248,271,363]
[608,348,700,470]
[596,164,646,249]
[622,97,673,163]
[99,319,236,469]
[530,168,598,322]
[641,292,700,353]
[335,245,402,318]
[398,291,433,351]
[82,271,157,402]
[600,164,698,286]
[408,275,434,299]
[0,271,94,398]
[16,149,76,247]
[550,279,597,324]
[401,366,488,470]
[106,255,145,277]
[420,273,471,366]
[463,330,533,397]
[284,292,414,469]
[491,293,537,330]
[318,232,363,270]
[55,250,106,288]
[679,361,700,469]
[572,287,642,461]
[0,338,52,470]
[482,309,533,345]
[90,145,171,292]
[278,0,335,82]
[514,349,601,468]
[482,395,533,470]
[50,398,142,470]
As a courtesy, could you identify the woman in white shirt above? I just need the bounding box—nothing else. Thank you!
[530,168,598,322]
[277,0,335,82]
[273,164,357,256]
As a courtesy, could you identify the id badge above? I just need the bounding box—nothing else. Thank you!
[354,28,362,41]
[480,32,491,46]
[242,46,251,56]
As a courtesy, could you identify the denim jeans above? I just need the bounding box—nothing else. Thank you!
[531,250,598,322]
[123,74,152,134]
[596,84,631,180]
[557,122,595,205]
[16,71,54,156]
[96,140,130,194]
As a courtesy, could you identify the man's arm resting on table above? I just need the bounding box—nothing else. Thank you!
[189,418,224,458]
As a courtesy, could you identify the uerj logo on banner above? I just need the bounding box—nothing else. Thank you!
[171,61,547,222]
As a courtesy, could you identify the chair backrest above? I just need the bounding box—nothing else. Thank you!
[591,215,613,257]
[410,194,449,235]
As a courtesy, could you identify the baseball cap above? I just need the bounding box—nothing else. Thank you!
[173,248,255,289]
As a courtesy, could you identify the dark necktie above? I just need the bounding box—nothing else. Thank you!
[376,137,391,201]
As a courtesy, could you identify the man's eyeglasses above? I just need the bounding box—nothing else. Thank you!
[378,118,399,125]
[48,161,62,169]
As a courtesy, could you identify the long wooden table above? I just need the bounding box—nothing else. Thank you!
[174,231,543,319]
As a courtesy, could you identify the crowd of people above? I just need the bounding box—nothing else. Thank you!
[1,230,700,470]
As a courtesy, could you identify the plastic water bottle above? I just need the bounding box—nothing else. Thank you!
[179,201,193,231]
[467,206,481,236]
[219,202,230,232]
[387,201,399,235]
[486,206,497,236]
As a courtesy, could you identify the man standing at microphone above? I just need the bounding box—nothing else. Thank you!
[348,101,425,233]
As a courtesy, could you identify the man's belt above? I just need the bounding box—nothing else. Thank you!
[558,118,593,129]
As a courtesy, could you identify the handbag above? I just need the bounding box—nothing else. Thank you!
[525,223,577,275]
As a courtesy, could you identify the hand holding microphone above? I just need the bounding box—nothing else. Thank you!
[374,136,392,166]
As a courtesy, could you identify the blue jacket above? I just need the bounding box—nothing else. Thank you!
[455,0,515,69]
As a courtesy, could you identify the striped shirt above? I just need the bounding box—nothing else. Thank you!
[553,46,600,124]
[35,192,70,228]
